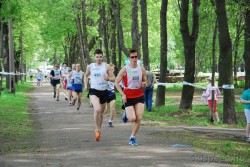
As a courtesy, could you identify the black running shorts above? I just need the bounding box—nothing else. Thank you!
[124,96,144,108]
[89,89,108,104]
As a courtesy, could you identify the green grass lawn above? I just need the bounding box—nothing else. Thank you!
[0,80,35,153]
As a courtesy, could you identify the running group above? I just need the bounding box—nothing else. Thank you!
[48,49,147,146]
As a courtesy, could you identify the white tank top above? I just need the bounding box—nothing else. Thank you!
[90,63,108,90]
[37,72,42,79]
[66,74,72,87]
[61,67,70,77]
[125,65,142,89]
[53,69,60,80]
[73,71,84,84]
[107,81,115,92]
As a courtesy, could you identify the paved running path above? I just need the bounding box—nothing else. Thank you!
[0,83,234,167]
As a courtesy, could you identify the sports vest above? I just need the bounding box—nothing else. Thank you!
[90,63,108,90]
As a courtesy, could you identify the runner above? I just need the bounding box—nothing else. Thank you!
[66,69,73,106]
[71,64,84,113]
[104,64,116,127]
[84,49,115,141]
[71,63,76,72]
[50,63,62,101]
[61,63,70,101]
[36,69,43,87]
[115,49,147,146]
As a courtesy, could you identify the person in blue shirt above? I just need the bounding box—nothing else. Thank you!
[240,81,250,143]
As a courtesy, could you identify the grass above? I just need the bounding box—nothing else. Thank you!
[155,130,250,167]
[0,80,35,153]
[113,85,248,166]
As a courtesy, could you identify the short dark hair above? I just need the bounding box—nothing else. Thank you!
[128,49,137,57]
[54,63,59,66]
[94,49,103,55]
[63,62,67,66]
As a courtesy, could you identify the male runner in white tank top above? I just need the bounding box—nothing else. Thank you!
[115,49,147,146]
[84,49,115,142]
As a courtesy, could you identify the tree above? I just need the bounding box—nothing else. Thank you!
[140,0,150,70]
[131,0,140,54]
[8,19,15,93]
[110,0,129,56]
[155,0,168,107]
[244,0,250,88]
[215,0,236,124]
[179,0,200,110]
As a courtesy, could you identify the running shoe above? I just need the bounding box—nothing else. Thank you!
[95,130,101,141]
[108,122,113,127]
[129,137,138,146]
[56,97,59,101]
[53,92,56,98]
[76,108,79,114]
[65,97,68,101]
[122,111,128,123]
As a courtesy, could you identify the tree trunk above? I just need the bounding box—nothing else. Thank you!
[215,0,236,124]
[140,0,150,70]
[110,8,117,75]
[103,4,110,63]
[179,0,200,110]
[233,12,244,86]
[2,22,9,89]
[98,6,103,49]
[53,49,58,64]
[82,0,92,64]
[8,19,15,93]
[20,30,24,82]
[155,0,168,107]
[110,0,128,56]
[0,20,3,90]
[131,0,140,55]
[76,13,86,69]
[244,1,250,89]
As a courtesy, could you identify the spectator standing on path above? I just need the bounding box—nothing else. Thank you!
[115,49,147,146]
[240,81,250,143]
[144,69,156,111]
[203,76,220,123]
[71,64,84,113]
[50,63,62,101]
[84,49,115,142]
[104,64,116,127]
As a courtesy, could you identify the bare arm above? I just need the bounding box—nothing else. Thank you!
[240,99,250,104]
[141,67,147,88]
[84,65,91,90]
[115,67,127,102]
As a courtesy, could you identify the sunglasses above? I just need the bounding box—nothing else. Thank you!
[55,66,58,67]
[130,56,138,59]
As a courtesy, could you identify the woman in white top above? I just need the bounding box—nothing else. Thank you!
[203,76,220,122]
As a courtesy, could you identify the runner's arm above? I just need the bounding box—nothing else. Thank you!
[141,67,147,88]
[84,65,90,90]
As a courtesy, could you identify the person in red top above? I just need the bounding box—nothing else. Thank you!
[115,49,147,146]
